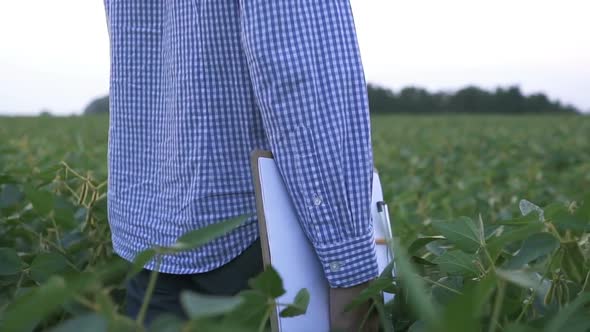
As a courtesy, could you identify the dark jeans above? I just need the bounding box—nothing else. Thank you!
[125,238,263,327]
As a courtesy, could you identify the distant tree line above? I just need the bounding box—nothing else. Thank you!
[82,85,580,115]
[83,96,109,115]
[367,84,580,114]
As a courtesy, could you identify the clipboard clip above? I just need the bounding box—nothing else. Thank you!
[376,201,395,276]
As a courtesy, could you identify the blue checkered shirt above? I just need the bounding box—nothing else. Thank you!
[103,0,378,288]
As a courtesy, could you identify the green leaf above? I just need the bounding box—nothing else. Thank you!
[0,184,23,209]
[543,202,569,221]
[90,257,130,285]
[408,320,429,332]
[545,293,590,332]
[248,266,285,298]
[392,238,440,329]
[279,288,310,317]
[0,247,22,275]
[190,319,258,332]
[148,314,184,332]
[431,276,463,306]
[0,173,18,185]
[168,213,253,251]
[180,291,244,319]
[93,291,117,318]
[407,236,445,255]
[343,277,394,312]
[495,269,544,291]
[62,299,92,317]
[432,217,482,253]
[425,239,446,256]
[546,194,590,232]
[433,250,479,276]
[411,256,437,266]
[74,206,89,224]
[35,163,62,186]
[373,291,394,332]
[486,223,544,260]
[128,248,157,279]
[519,199,545,221]
[442,273,497,332]
[24,185,54,216]
[48,313,107,332]
[561,241,587,283]
[575,192,590,220]
[30,252,71,283]
[106,315,138,332]
[2,274,97,331]
[497,212,542,226]
[503,233,559,269]
[503,323,540,332]
[547,314,590,332]
[546,203,589,232]
[53,196,77,230]
[379,260,396,278]
[226,290,270,328]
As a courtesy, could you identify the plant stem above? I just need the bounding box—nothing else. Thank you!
[481,245,496,273]
[12,272,25,298]
[488,280,505,332]
[419,276,463,295]
[578,270,590,296]
[62,183,81,202]
[373,295,393,332]
[545,222,563,242]
[516,249,559,323]
[136,255,161,327]
[20,225,80,271]
[61,161,86,182]
[50,217,63,250]
[75,295,100,311]
[514,290,535,324]
[258,308,270,332]
[96,180,108,190]
[358,301,376,332]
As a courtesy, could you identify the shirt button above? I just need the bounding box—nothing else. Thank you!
[329,261,342,272]
[312,194,322,206]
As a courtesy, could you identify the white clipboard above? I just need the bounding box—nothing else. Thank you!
[250,150,394,332]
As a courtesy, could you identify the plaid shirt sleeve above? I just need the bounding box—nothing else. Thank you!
[238,0,379,288]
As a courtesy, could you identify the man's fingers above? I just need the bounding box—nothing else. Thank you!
[329,284,380,332]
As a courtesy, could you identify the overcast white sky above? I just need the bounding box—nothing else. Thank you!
[0,0,589,115]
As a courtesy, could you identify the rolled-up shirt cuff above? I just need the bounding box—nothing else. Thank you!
[314,229,379,288]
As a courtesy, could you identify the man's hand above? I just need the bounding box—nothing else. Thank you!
[329,280,380,332]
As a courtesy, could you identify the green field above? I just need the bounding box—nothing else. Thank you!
[1,114,589,331]
[371,115,590,242]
